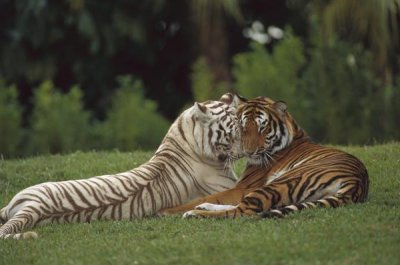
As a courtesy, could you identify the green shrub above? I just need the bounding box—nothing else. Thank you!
[30,81,90,154]
[103,76,169,151]
[381,78,400,141]
[300,41,387,144]
[191,56,229,102]
[0,81,23,157]
[84,121,111,151]
[232,30,400,145]
[232,30,305,113]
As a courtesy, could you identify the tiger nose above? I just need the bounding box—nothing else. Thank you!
[244,151,254,156]
[243,148,257,156]
[242,139,259,154]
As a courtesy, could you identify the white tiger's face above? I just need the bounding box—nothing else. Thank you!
[192,94,244,162]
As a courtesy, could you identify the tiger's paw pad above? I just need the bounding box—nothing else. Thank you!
[195,203,236,211]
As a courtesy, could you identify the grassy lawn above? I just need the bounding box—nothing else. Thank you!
[0,143,399,265]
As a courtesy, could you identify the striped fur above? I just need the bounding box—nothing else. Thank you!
[180,96,369,219]
[0,94,242,239]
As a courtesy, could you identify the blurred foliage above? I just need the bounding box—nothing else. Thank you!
[232,29,400,145]
[0,81,23,158]
[0,76,169,157]
[30,81,91,154]
[300,40,386,144]
[320,0,400,83]
[233,30,305,114]
[190,0,243,87]
[191,56,228,102]
[103,76,169,151]
[0,0,399,157]
[0,0,193,120]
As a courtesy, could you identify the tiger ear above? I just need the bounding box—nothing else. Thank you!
[272,101,287,116]
[193,102,211,121]
[258,96,275,105]
[219,92,247,108]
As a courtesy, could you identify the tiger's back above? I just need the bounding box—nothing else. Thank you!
[259,141,368,204]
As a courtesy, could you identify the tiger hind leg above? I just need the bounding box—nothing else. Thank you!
[0,210,39,240]
[260,194,351,218]
[0,207,7,224]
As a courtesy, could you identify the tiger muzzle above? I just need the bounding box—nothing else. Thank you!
[241,125,264,156]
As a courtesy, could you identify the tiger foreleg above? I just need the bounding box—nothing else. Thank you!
[182,185,289,219]
[260,194,352,218]
[159,188,253,216]
[182,207,255,219]
[160,201,236,216]
[194,203,236,211]
[158,197,208,216]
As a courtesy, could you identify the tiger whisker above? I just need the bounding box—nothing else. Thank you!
[224,157,232,170]
[258,151,276,169]
[261,157,267,168]
[265,151,275,162]
[226,154,240,170]
[262,155,269,168]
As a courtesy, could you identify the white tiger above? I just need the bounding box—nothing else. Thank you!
[0,93,242,239]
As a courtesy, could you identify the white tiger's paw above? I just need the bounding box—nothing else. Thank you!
[195,203,236,211]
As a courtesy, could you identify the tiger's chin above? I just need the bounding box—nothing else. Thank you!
[216,152,244,163]
[246,155,270,167]
[246,156,263,166]
[217,154,228,162]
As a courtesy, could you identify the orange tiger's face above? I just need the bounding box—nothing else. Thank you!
[237,97,294,165]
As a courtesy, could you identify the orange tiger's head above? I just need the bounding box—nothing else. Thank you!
[236,96,302,165]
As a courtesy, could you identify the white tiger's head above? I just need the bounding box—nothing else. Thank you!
[189,93,246,163]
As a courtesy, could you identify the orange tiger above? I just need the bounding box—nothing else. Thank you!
[161,96,369,218]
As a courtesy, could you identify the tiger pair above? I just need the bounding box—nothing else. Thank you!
[0,93,368,239]
[161,95,369,219]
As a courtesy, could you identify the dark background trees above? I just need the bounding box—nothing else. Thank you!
[0,0,399,157]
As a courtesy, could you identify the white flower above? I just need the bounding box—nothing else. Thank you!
[242,20,270,44]
[267,26,284,39]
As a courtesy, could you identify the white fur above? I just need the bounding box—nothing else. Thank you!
[182,210,197,219]
[266,170,287,184]
[195,203,236,211]
[0,98,242,239]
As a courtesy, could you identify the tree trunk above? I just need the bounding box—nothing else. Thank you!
[193,8,233,90]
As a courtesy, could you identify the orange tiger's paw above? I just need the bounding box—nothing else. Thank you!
[182,210,207,219]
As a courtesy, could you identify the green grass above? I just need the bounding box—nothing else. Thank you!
[1,143,400,265]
